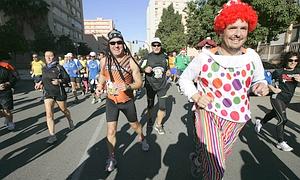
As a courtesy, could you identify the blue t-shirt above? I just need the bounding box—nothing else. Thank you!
[64,59,82,78]
[264,70,272,85]
[87,59,100,80]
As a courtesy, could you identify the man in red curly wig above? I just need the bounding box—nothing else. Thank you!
[179,0,269,179]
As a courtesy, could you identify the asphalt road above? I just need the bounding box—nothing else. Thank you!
[1,80,299,180]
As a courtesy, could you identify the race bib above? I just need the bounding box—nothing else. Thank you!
[106,81,119,95]
[153,67,164,78]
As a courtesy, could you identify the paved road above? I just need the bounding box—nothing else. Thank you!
[1,80,299,180]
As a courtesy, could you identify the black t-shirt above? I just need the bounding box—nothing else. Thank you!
[272,68,300,103]
[42,62,69,97]
[144,52,168,91]
[0,66,15,93]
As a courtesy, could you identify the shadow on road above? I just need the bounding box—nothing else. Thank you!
[67,124,161,180]
[0,128,71,179]
[238,122,299,180]
[163,132,198,180]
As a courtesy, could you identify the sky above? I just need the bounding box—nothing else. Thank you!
[83,0,149,42]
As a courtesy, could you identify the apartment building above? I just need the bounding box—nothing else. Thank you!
[47,0,84,42]
[83,17,114,52]
[146,0,190,44]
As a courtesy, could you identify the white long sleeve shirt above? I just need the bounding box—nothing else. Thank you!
[179,48,266,123]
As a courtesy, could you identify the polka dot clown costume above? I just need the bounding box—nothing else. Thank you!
[179,0,268,179]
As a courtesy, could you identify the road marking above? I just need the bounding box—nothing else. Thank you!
[71,109,106,180]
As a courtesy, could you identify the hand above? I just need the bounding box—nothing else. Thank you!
[252,82,269,96]
[192,93,213,109]
[293,74,300,82]
[166,70,171,77]
[51,79,60,86]
[0,83,6,90]
[34,82,42,90]
[95,84,103,97]
[144,66,152,73]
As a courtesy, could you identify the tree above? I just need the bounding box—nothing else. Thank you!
[78,42,92,56]
[137,48,149,59]
[0,0,50,54]
[31,25,56,53]
[155,4,187,52]
[56,35,76,55]
[0,21,28,53]
[185,0,300,48]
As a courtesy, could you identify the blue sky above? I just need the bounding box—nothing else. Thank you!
[83,0,149,42]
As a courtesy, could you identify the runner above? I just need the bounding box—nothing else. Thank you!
[96,29,149,172]
[255,52,300,151]
[30,53,45,100]
[63,53,83,103]
[179,1,269,179]
[0,51,17,130]
[142,37,171,135]
[87,52,101,104]
[35,51,74,144]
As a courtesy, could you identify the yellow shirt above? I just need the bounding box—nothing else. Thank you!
[31,60,45,76]
[59,59,65,66]
[168,56,176,68]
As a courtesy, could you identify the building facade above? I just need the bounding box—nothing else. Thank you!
[146,0,190,44]
[83,17,114,52]
[46,0,84,42]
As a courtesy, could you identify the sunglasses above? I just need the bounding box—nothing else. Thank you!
[288,59,298,63]
[109,41,123,45]
[32,56,38,58]
[152,44,161,47]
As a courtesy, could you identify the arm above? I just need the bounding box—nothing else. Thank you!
[127,58,142,90]
[250,50,269,96]
[96,58,107,94]
[179,55,213,107]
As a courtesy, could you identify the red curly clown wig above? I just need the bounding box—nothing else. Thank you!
[214,0,258,34]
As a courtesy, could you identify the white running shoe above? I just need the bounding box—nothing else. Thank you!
[105,157,117,172]
[255,119,262,133]
[276,141,293,151]
[7,122,15,131]
[91,98,96,104]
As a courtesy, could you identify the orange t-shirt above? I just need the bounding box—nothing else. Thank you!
[101,55,134,103]
[0,61,15,71]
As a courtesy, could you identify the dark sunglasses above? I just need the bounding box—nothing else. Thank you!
[32,56,38,58]
[109,41,123,45]
[152,44,161,47]
[288,59,298,62]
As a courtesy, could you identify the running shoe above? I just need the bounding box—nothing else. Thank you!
[154,123,166,135]
[105,157,117,172]
[141,138,150,151]
[68,120,75,130]
[276,141,293,151]
[7,122,15,131]
[91,98,96,104]
[46,135,57,144]
[254,119,262,133]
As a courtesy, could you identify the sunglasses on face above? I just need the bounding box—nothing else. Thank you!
[288,59,298,63]
[109,41,123,45]
[152,44,161,47]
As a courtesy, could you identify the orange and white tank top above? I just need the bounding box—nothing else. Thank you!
[101,55,134,103]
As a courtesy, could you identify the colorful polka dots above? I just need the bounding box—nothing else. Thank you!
[198,56,255,122]
[213,78,223,89]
